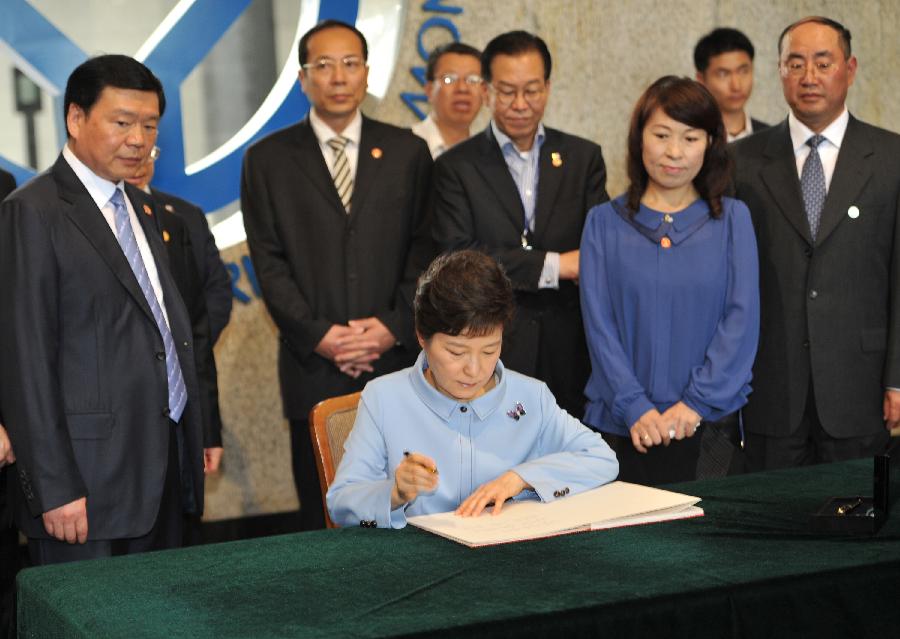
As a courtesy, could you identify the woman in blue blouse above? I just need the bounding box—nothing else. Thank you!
[579,76,759,485]
[327,250,618,528]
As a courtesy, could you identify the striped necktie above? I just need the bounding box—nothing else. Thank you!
[801,134,826,241]
[109,188,187,422]
[327,135,352,213]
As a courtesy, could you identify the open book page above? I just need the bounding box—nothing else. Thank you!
[408,481,703,547]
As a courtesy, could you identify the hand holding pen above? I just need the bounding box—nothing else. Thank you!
[390,451,439,510]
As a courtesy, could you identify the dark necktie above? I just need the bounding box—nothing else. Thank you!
[801,134,826,240]
[109,188,187,422]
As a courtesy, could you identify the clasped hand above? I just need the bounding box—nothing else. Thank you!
[629,402,701,453]
[315,318,397,379]
[0,423,15,468]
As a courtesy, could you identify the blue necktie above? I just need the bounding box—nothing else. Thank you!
[109,188,187,422]
[801,135,826,241]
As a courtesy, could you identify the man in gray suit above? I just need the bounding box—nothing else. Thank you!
[733,16,900,470]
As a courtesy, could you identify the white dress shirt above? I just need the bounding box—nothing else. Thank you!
[727,112,756,143]
[309,107,362,181]
[788,108,850,192]
[412,113,452,159]
[62,144,169,325]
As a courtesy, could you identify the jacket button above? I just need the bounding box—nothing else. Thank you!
[809,290,818,300]
[804,248,813,258]
[183,341,190,349]
[156,352,165,361]
[803,340,810,348]
[460,406,467,413]
[163,408,171,418]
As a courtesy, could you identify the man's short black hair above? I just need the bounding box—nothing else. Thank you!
[694,28,755,73]
[298,19,368,66]
[778,16,852,60]
[425,42,482,81]
[63,54,165,138]
[480,30,552,84]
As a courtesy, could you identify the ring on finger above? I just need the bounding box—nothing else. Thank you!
[668,428,676,439]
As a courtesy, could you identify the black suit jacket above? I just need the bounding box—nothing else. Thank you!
[733,116,900,438]
[0,155,206,539]
[432,125,608,413]
[241,116,434,419]
[0,169,14,202]
[152,189,232,345]
[750,118,770,134]
[155,194,223,449]
[0,168,13,530]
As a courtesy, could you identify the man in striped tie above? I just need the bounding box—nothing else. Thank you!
[242,20,434,530]
[0,55,215,565]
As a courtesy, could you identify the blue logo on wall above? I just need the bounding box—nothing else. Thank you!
[0,0,360,213]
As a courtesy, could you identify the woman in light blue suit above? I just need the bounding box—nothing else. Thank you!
[328,250,618,528]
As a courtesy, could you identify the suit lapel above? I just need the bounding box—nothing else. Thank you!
[351,117,383,220]
[759,121,812,244]
[533,129,563,240]
[53,157,156,323]
[816,116,874,245]
[293,118,346,213]
[478,126,526,232]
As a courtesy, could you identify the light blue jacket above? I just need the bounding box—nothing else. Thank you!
[327,351,619,528]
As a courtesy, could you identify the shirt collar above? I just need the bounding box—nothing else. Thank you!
[726,112,754,143]
[309,107,362,147]
[491,119,545,156]
[408,349,507,421]
[632,197,712,242]
[62,143,124,210]
[413,113,448,157]
[788,107,849,153]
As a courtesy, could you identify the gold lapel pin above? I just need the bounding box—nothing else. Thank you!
[371,147,383,159]
[162,230,171,243]
[551,152,562,167]
[660,237,672,249]
[142,204,153,216]
[164,204,175,213]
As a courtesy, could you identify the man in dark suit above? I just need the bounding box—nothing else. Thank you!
[0,55,214,565]
[432,30,608,418]
[694,28,769,142]
[241,20,433,530]
[733,17,900,470]
[0,169,14,200]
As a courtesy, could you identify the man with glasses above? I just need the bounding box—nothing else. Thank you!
[241,20,433,530]
[412,42,483,159]
[733,16,900,469]
[432,30,608,419]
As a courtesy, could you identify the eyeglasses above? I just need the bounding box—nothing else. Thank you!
[438,73,483,87]
[302,56,365,76]
[489,83,547,107]
[781,60,839,78]
[149,146,161,162]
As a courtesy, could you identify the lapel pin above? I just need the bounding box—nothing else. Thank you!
[371,147,383,159]
[164,203,175,213]
[506,402,527,421]
[847,205,860,219]
[162,230,171,243]
[142,204,153,216]
[660,236,672,249]
[551,152,562,167]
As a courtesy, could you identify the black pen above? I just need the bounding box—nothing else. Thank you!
[403,450,438,474]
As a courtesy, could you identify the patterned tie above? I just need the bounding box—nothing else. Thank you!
[327,136,353,212]
[109,189,187,422]
[801,134,826,241]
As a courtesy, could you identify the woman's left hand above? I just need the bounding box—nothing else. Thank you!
[456,471,529,517]
[660,402,702,440]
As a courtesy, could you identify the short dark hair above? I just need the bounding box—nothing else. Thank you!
[425,42,482,81]
[298,19,368,66]
[64,54,165,138]
[778,16,852,59]
[480,30,552,84]
[415,251,515,340]
[694,28,755,73]
[625,76,731,218]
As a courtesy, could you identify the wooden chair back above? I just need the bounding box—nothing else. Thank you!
[308,391,362,528]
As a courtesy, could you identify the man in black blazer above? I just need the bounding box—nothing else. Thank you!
[433,31,608,418]
[733,17,900,470]
[241,20,433,530]
[0,55,212,564]
[0,169,14,201]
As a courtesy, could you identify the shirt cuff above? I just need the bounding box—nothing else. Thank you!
[538,252,560,289]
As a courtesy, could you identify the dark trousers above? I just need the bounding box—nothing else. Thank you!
[289,418,326,531]
[27,420,183,566]
[0,470,19,639]
[745,380,891,472]
[605,413,745,486]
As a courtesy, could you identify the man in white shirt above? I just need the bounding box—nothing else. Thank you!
[0,55,212,565]
[733,16,900,469]
[412,42,483,159]
[694,28,769,142]
[241,20,433,530]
